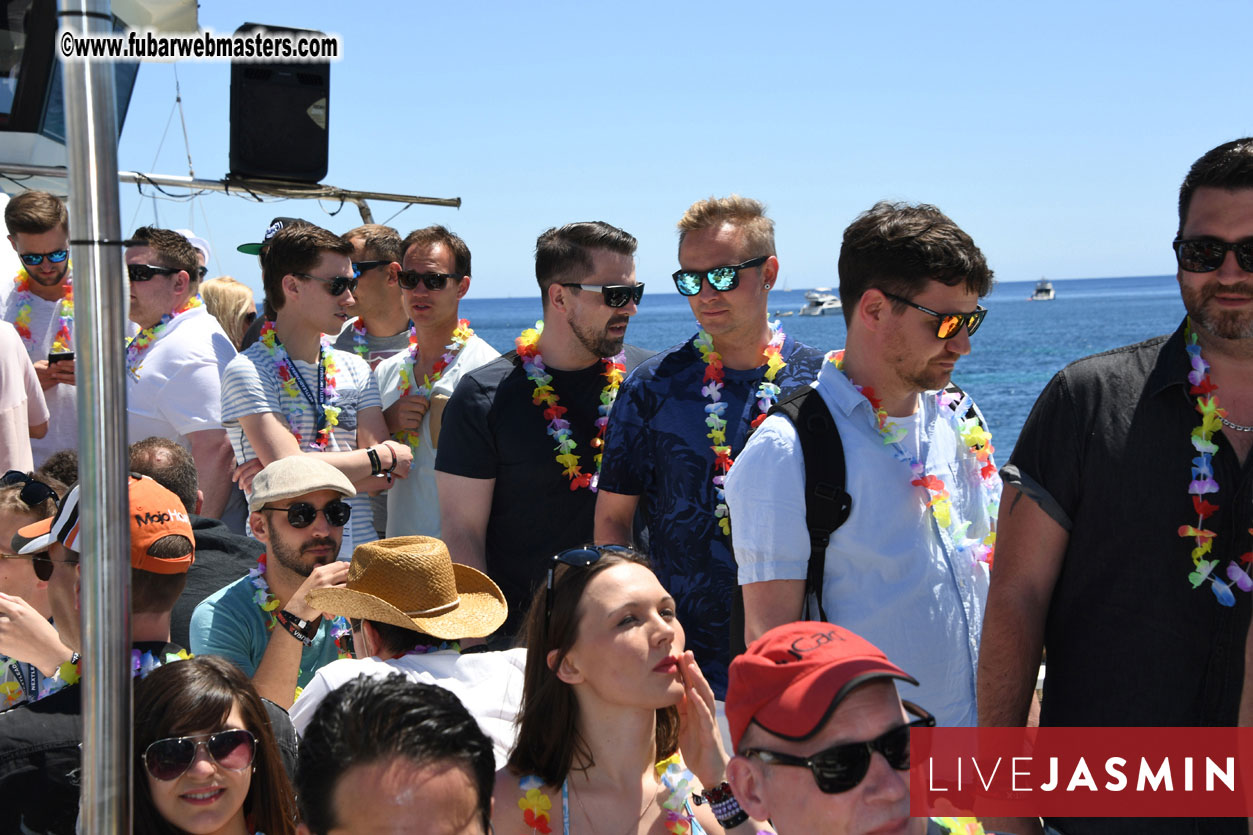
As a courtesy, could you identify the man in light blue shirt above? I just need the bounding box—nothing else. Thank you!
[726,201,1000,727]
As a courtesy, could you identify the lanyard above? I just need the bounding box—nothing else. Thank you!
[285,353,328,432]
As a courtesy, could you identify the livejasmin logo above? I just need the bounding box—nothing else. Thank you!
[928,754,1234,793]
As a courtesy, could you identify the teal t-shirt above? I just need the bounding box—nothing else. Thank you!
[189,573,344,689]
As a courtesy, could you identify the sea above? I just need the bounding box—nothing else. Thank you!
[455,274,1186,458]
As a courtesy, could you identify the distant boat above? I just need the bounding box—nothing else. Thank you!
[799,288,842,316]
[1029,278,1055,301]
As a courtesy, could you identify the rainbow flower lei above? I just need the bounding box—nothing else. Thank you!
[349,318,370,359]
[830,350,998,566]
[696,323,787,536]
[259,320,342,450]
[125,294,203,380]
[394,318,474,448]
[10,271,74,352]
[1179,323,1253,606]
[516,321,625,492]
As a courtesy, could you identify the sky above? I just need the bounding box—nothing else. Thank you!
[103,0,1253,300]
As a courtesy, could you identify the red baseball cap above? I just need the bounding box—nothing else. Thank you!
[725,622,917,752]
[14,474,195,575]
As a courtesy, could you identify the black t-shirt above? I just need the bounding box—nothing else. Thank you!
[436,345,654,635]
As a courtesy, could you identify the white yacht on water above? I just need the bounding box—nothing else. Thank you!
[1030,278,1056,300]
[799,288,842,316]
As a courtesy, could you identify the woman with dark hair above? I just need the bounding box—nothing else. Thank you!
[134,656,297,835]
[494,547,770,834]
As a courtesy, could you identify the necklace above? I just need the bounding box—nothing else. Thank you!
[1220,415,1253,432]
[125,294,203,379]
[349,318,370,359]
[696,323,788,536]
[515,321,625,492]
[259,321,342,450]
[10,272,74,353]
[1179,323,1253,606]
[830,350,998,567]
[395,318,474,448]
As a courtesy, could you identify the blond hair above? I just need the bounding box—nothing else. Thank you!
[200,276,256,350]
[676,194,776,258]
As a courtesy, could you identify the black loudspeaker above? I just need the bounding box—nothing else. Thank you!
[229,24,330,183]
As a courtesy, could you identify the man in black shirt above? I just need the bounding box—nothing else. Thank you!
[978,139,1253,835]
[436,222,651,639]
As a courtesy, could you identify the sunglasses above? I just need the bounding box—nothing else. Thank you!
[559,282,645,309]
[1173,238,1253,273]
[397,270,461,292]
[259,499,352,529]
[19,250,69,267]
[741,703,935,794]
[544,545,636,627]
[143,728,257,782]
[1,471,58,508]
[882,292,987,339]
[672,255,768,297]
[1,550,76,582]
[196,266,208,280]
[294,272,357,297]
[351,260,390,277]
[127,264,180,282]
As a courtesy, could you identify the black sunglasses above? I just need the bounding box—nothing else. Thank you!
[397,270,461,291]
[1,471,58,508]
[1173,238,1253,274]
[559,282,645,309]
[294,272,357,297]
[127,264,180,282]
[19,250,69,267]
[196,266,208,280]
[882,292,987,339]
[741,702,935,794]
[260,499,352,529]
[544,545,636,627]
[672,255,768,297]
[351,260,390,277]
[143,728,257,782]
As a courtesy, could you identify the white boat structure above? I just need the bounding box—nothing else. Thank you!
[1029,278,1055,301]
[799,288,843,316]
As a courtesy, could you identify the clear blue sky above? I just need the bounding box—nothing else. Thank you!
[114,0,1253,300]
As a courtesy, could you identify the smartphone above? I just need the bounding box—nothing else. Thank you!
[48,351,74,364]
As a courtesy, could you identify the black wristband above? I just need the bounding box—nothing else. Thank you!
[275,609,319,646]
[366,446,382,476]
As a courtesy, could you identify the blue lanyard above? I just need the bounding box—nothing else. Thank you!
[284,351,328,432]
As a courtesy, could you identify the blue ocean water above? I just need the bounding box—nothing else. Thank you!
[457,274,1186,457]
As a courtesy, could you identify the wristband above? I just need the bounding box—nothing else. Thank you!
[692,782,748,828]
[366,446,382,476]
[384,443,398,473]
[275,610,319,646]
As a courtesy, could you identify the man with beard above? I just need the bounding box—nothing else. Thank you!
[436,222,651,640]
[978,139,1253,835]
[595,195,826,699]
[1,191,76,467]
[725,201,998,727]
[190,456,356,708]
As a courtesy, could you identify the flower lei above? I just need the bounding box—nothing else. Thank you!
[933,818,987,835]
[515,321,625,492]
[394,318,474,448]
[1179,322,1253,606]
[11,271,74,352]
[696,323,787,536]
[258,320,342,450]
[125,294,203,380]
[830,350,998,567]
[133,646,192,679]
[349,318,370,359]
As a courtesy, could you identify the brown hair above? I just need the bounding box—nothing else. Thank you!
[262,223,353,312]
[507,548,679,787]
[0,473,66,521]
[533,222,636,306]
[127,227,200,278]
[344,224,403,263]
[199,277,256,351]
[4,190,68,236]
[134,656,297,835]
[677,195,775,259]
[401,225,471,277]
[131,536,191,615]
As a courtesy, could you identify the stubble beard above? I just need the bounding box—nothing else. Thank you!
[1182,279,1253,341]
[569,313,628,358]
[270,530,339,578]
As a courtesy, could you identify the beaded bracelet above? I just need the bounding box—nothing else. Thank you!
[691,781,749,828]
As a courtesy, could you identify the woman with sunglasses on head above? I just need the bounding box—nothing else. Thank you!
[134,655,298,835]
[494,547,772,835]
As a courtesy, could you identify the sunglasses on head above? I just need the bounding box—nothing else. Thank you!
[294,272,357,297]
[143,728,257,782]
[19,250,69,267]
[127,264,180,283]
[397,270,460,292]
[1,471,58,508]
[559,282,645,309]
[260,499,352,529]
[544,545,636,627]
[1172,238,1253,273]
[741,702,935,794]
[882,292,987,339]
[351,260,390,278]
[672,255,768,297]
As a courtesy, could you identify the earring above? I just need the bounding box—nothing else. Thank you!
[764,283,772,290]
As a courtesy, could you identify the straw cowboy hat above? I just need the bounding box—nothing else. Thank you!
[306,536,506,640]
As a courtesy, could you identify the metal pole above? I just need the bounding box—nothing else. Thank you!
[58,0,132,831]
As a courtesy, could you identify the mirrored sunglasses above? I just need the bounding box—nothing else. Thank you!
[671,256,768,297]
[143,729,256,782]
[397,270,460,291]
[882,292,987,339]
[259,499,352,529]
[1172,238,1253,273]
[294,272,357,297]
[127,264,180,282]
[742,704,935,794]
[559,282,645,308]
[351,260,390,278]
[19,250,69,267]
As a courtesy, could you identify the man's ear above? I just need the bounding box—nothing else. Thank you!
[250,511,268,542]
[727,755,771,821]
[857,287,890,332]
